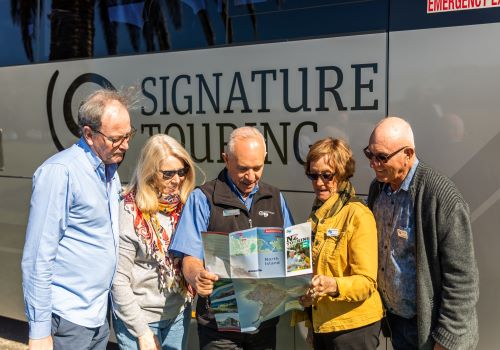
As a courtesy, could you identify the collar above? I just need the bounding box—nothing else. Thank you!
[383,158,419,194]
[77,137,118,179]
[224,168,260,201]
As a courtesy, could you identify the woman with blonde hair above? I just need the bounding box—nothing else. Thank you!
[112,134,196,350]
[295,137,383,349]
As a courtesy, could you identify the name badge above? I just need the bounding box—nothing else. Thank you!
[397,229,408,240]
[223,209,240,217]
[326,228,339,237]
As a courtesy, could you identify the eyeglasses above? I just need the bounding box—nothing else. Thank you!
[160,167,189,180]
[92,126,137,147]
[363,145,408,164]
[306,172,336,181]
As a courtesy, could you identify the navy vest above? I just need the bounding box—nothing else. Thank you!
[196,170,284,330]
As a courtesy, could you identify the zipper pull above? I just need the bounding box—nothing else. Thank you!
[248,219,253,228]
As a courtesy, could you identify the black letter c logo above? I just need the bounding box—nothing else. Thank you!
[47,71,115,151]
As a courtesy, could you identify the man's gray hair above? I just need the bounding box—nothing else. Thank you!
[78,88,138,133]
[226,126,267,156]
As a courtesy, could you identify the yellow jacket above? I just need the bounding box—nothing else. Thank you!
[294,194,383,333]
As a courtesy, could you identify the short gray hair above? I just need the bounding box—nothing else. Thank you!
[78,88,136,132]
[226,126,266,156]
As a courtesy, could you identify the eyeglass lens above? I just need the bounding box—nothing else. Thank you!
[306,172,335,181]
[363,146,407,163]
[112,127,136,145]
[161,167,189,180]
[92,127,136,146]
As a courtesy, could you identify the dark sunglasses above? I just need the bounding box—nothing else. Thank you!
[159,167,189,180]
[363,145,408,164]
[306,172,336,181]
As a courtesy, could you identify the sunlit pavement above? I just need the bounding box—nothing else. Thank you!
[0,338,27,350]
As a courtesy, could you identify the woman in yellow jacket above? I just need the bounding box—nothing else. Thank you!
[296,137,383,349]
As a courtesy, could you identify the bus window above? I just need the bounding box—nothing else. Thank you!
[91,0,228,56]
[229,0,388,44]
[0,1,33,67]
[2,0,389,68]
[3,0,228,66]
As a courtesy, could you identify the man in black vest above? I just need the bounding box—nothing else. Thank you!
[170,126,294,349]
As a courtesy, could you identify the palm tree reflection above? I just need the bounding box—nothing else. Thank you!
[10,0,37,61]
[11,0,218,61]
[11,0,276,62]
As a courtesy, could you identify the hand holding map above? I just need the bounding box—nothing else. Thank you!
[202,222,313,332]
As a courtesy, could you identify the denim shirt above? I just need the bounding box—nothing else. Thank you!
[373,159,419,318]
[22,138,121,338]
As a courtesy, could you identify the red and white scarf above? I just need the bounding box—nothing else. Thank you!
[123,191,193,301]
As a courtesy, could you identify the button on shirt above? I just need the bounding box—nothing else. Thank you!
[170,172,294,260]
[22,138,121,338]
[373,159,419,319]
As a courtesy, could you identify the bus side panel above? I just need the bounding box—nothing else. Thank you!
[0,177,31,320]
[388,22,500,349]
[0,32,387,348]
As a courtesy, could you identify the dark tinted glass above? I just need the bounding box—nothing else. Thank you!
[0,0,34,66]
[92,0,226,56]
[0,0,388,67]
[229,0,387,44]
[160,167,189,180]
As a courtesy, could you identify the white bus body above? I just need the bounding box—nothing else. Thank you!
[1,1,498,348]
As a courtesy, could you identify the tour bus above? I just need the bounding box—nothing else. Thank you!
[1,0,499,348]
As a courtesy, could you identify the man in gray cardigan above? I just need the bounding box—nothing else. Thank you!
[365,117,479,350]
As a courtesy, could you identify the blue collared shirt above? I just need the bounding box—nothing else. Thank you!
[22,138,121,338]
[373,159,419,318]
[170,171,294,260]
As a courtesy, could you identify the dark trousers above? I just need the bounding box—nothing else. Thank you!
[198,324,276,350]
[51,314,109,350]
[313,321,381,350]
[386,312,418,350]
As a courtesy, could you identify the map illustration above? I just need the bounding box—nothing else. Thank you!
[202,223,312,332]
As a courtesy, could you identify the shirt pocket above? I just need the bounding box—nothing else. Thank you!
[391,226,413,256]
[321,232,348,277]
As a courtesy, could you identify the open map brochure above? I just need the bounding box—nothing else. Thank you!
[201,222,312,332]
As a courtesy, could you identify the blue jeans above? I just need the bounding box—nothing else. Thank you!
[113,305,191,350]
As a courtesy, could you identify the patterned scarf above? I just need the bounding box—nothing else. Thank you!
[308,180,355,234]
[123,191,193,301]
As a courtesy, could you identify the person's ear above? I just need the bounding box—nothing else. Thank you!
[82,126,94,145]
[222,152,229,166]
[405,147,415,159]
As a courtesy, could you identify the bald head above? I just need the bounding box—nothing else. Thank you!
[370,116,415,149]
[367,116,416,190]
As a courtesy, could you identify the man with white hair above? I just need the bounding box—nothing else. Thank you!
[170,126,293,349]
[365,116,479,350]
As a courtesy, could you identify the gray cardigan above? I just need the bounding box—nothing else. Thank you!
[368,162,479,350]
[111,199,186,337]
